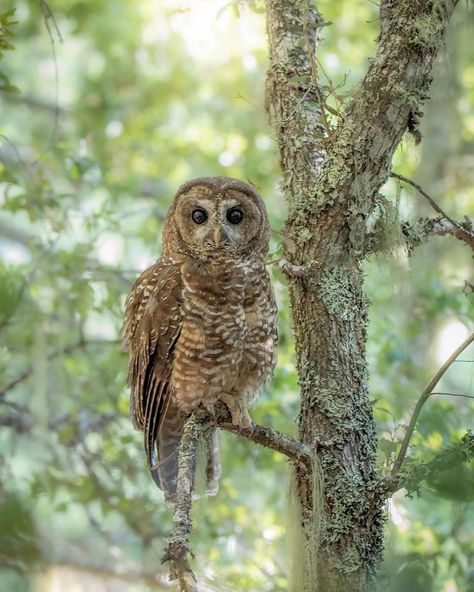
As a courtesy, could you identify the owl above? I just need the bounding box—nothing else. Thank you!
[122,176,277,502]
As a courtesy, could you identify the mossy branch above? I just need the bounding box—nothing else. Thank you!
[392,171,474,251]
[161,411,206,592]
[402,216,474,252]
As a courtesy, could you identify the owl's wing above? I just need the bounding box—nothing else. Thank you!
[121,259,182,474]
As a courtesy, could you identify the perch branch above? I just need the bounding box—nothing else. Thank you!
[214,401,313,468]
[160,404,312,590]
[391,171,474,250]
[389,331,474,483]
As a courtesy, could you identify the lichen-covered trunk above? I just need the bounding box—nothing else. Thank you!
[289,232,382,592]
[265,0,459,590]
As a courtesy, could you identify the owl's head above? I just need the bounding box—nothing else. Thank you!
[162,177,270,259]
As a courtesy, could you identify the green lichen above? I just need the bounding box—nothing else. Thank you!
[318,265,359,321]
[297,227,313,243]
[392,83,424,111]
[411,13,443,47]
[407,0,451,48]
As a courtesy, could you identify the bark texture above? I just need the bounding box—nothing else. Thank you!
[265,0,459,590]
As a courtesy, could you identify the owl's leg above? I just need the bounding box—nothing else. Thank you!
[220,393,252,431]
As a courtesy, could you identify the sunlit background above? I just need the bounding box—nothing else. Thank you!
[0,0,473,591]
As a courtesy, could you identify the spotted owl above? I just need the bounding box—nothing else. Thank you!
[122,176,277,502]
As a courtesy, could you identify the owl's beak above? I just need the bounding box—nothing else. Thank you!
[213,226,222,247]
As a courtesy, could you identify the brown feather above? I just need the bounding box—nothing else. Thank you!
[122,259,183,474]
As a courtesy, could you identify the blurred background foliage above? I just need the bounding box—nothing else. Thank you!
[0,1,473,590]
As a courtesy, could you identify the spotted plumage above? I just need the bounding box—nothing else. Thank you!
[122,177,277,502]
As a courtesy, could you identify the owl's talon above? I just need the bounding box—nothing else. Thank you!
[203,402,216,420]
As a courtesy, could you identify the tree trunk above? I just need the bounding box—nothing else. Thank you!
[264,1,459,590]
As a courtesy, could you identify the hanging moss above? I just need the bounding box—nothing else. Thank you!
[193,433,210,499]
[287,454,324,592]
[368,194,405,256]
[287,471,306,592]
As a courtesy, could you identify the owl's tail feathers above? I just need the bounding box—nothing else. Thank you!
[150,414,221,504]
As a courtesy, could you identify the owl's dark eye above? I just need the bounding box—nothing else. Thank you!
[191,208,208,224]
[226,207,244,225]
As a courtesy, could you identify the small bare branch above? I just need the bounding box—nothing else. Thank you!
[389,332,474,483]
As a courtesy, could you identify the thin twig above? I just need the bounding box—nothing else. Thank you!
[430,392,474,400]
[38,0,63,156]
[390,332,474,480]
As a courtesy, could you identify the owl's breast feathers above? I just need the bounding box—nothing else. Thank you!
[170,255,276,410]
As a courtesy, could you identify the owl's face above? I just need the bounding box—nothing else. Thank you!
[164,177,269,259]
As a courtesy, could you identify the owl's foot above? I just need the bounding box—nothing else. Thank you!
[220,394,252,432]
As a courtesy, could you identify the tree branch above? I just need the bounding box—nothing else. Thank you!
[402,216,474,252]
[160,407,312,590]
[279,258,322,281]
[265,0,327,213]
[389,331,474,485]
[392,171,474,251]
